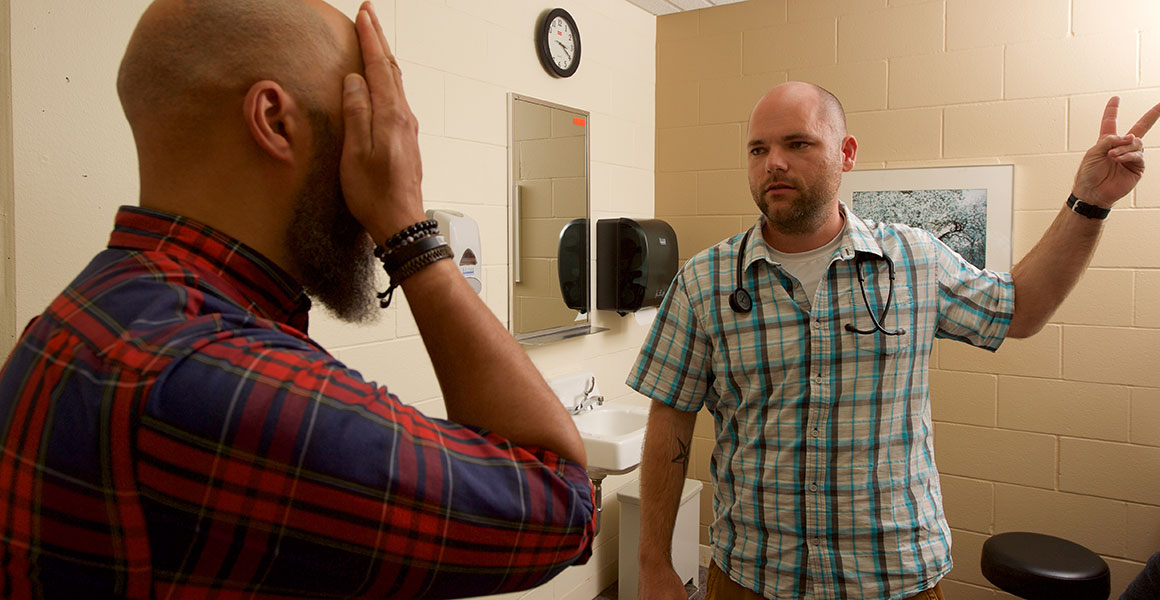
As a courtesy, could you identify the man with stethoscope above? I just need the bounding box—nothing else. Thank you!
[629,81,1160,600]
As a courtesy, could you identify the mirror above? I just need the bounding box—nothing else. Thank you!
[508,94,595,343]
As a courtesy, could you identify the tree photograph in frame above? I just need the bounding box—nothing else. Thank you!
[838,165,1014,272]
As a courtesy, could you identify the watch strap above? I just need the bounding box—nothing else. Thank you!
[1067,194,1111,220]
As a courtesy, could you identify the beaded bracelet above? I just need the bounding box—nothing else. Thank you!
[373,219,457,308]
[380,235,448,273]
[374,229,440,263]
[380,219,439,252]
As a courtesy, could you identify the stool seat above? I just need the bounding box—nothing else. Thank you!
[981,532,1110,600]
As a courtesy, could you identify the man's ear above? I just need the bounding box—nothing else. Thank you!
[243,80,305,165]
[840,135,858,172]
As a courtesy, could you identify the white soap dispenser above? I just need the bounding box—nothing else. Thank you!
[426,209,482,293]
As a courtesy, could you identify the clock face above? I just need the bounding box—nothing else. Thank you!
[537,8,581,78]
[547,16,575,70]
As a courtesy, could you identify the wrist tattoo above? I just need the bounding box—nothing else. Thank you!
[672,437,690,475]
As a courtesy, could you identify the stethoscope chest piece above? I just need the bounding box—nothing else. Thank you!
[729,228,755,314]
[729,288,752,313]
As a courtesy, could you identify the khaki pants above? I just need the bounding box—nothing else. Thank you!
[704,562,946,600]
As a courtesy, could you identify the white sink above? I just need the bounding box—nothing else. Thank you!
[547,371,649,475]
[572,404,649,475]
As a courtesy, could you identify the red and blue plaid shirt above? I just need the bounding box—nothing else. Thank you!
[0,206,595,599]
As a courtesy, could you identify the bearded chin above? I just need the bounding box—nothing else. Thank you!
[286,110,381,325]
[765,196,829,236]
[287,192,380,324]
[752,172,841,237]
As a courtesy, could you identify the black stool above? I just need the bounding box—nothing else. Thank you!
[981,531,1111,600]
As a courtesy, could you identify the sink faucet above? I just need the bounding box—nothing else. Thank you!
[571,376,605,415]
[571,394,604,414]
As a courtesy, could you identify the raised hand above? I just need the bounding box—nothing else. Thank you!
[340,1,427,247]
[1072,96,1160,207]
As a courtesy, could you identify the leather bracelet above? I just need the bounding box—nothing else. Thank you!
[380,235,447,274]
[392,244,454,282]
[1067,193,1110,220]
[377,243,454,308]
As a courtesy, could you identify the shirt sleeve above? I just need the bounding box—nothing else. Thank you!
[627,267,715,413]
[141,328,595,599]
[930,232,1015,351]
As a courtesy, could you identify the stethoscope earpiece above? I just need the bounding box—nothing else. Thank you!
[845,323,906,336]
[843,251,907,337]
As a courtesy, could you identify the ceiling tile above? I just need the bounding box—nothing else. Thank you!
[622,0,681,15]
[623,0,751,16]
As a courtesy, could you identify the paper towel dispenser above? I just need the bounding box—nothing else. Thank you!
[557,218,588,313]
[596,218,678,315]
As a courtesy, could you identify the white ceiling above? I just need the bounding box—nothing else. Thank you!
[623,0,750,16]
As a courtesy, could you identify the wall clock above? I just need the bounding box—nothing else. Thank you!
[537,8,581,78]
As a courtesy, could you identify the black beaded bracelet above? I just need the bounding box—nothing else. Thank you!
[380,219,439,251]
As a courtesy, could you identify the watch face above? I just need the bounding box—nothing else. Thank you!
[538,8,581,78]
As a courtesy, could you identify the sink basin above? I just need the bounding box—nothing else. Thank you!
[572,404,649,475]
[547,371,650,475]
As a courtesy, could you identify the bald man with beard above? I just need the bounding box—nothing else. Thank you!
[0,2,595,598]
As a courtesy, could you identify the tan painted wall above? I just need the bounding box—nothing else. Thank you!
[1,0,13,356]
[656,0,1160,597]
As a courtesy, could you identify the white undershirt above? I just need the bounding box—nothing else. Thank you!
[767,229,844,308]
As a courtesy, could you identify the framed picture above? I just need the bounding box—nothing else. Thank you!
[838,164,1014,272]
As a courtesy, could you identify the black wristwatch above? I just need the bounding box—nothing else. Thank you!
[1067,193,1111,220]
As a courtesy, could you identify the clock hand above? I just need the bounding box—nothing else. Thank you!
[555,40,572,60]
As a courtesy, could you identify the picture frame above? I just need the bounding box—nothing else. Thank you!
[838,164,1014,272]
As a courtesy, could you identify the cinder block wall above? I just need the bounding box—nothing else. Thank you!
[655,1,1160,597]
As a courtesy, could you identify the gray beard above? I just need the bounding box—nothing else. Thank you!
[286,110,380,324]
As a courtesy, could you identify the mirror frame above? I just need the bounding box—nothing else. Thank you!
[507,93,597,345]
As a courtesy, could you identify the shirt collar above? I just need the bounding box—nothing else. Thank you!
[107,205,312,330]
[740,202,884,270]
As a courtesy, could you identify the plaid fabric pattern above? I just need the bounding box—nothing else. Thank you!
[629,209,1013,600]
[0,206,595,599]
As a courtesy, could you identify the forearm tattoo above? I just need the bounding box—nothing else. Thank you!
[672,436,690,476]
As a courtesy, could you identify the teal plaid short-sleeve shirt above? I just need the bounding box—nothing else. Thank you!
[628,210,1014,600]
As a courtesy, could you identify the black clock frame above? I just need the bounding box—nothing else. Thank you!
[536,8,581,78]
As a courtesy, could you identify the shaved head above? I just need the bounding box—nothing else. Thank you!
[117,0,378,322]
[750,81,847,142]
[117,0,342,132]
[746,81,856,245]
[811,84,847,138]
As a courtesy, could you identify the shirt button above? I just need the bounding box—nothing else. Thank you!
[812,319,821,329]
[813,375,823,384]
[809,483,818,492]
[810,428,820,438]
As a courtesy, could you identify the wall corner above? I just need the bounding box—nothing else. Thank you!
[1,0,16,357]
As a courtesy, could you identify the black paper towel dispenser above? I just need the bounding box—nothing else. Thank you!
[596,218,678,315]
[557,218,588,313]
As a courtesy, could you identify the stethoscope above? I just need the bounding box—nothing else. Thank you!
[727,226,907,337]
